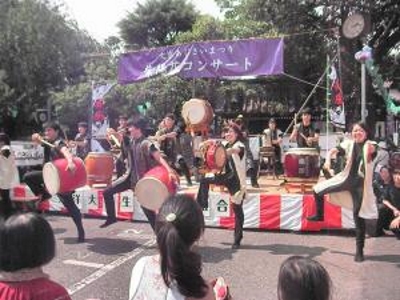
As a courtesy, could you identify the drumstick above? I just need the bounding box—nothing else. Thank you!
[37,136,56,148]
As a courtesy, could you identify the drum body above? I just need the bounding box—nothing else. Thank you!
[135,166,177,211]
[198,140,226,172]
[84,152,114,186]
[43,157,87,195]
[284,148,320,178]
[182,99,213,126]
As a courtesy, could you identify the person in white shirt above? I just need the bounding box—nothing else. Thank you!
[129,194,230,300]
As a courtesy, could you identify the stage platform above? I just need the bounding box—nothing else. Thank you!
[10,175,355,232]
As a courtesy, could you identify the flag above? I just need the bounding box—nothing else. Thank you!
[328,65,345,128]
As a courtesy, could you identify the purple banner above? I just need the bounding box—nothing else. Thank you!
[118,38,284,84]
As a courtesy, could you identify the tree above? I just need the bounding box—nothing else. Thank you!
[118,0,199,49]
[0,0,99,137]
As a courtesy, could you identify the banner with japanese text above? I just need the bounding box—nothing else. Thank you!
[328,64,345,128]
[118,38,284,84]
[90,82,115,152]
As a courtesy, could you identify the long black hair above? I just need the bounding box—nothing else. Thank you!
[278,256,332,300]
[155,194,208,298]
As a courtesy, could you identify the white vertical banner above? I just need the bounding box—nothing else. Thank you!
[91,82,115,151]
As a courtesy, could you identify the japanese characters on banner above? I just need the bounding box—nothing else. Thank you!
[118,38,284,84]
[91,83,115,152]
[11,184,354,231]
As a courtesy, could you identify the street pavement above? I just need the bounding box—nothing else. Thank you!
[44,214,400,300]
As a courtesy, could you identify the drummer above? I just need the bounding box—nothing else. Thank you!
[23,121,85,243]
[289,108,320,149]
[69,121,90,160]
[155,113,193,186]
[100,117,176,230]
[262,118,283,172]
[115,115,130,178]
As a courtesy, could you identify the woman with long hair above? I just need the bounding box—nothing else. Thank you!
[129,194,230,300]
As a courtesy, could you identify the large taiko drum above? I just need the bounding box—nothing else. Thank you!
[84,152,114,186]
[182,98,213,126]
[198,140,227,172]
[284,148,320,179]
[135,166,177,211]
[43,157,87,195]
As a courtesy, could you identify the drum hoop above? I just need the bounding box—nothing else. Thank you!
[43,162,60,195]
[285,148,319,155]
[135,177,169,210]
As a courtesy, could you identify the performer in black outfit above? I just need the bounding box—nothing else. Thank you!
[307,121,378,262]
[100,118,175,229]
[23,121,85,243]
[69,121,90,160]
[262,118,283,173]
[196,124,246,249]
[156,113,193,186]
[289,108,320,148]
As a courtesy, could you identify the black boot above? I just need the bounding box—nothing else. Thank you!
[307,193,324,221]
[354,246,364,262]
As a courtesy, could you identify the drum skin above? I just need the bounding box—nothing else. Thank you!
[135,166,177,211]
[43,157,87,195]
[284,148,320,179]
[205,142,226,171]
[182,98,214,126]
[84,152,114,186]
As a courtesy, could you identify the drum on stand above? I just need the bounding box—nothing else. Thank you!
[284,148,320,179]
[283,148,320,193]
[135,166,177,211]
[43,157,87,195]
[181,98,213,127]
[84,152,114,186]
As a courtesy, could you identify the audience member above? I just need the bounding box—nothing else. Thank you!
[378,171,400,238]
[129,194,230,300]
[278,256,332,300]
[0,212,71,300]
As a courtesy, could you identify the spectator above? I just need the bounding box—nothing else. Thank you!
[389,215,400,239]
[129,194,230,300]
[378,171,400,238]
[278,256,332,300]
[0,212,71,300]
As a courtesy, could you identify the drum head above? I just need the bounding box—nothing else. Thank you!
[43,162,60,195]
[214,146,227,169]
[182,99,206,125]
[135,177,169,211]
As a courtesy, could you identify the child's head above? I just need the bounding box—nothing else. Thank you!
[0,213,56,272]
[155,194,207,298]
[278,256,332,300]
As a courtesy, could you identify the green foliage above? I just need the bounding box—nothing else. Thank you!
[0,0,98,137]
[118,0,199,49]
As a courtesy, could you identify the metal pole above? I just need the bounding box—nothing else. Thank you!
[361,63,367,122]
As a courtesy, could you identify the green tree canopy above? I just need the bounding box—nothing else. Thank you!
[118,0,199,49]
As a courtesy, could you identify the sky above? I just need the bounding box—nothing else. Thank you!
[58,0,222,42]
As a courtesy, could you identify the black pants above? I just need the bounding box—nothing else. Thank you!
[172,156,192,185]
[315,177,365,251]
[23,170,84,239]
[102,175,156,231]
[196,172,240,210]
[116,157,127,178]
[196,172,243,244]
[232,202,244,244]
[0,189,13,218]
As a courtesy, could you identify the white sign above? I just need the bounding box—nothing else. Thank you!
[11,141,44,167]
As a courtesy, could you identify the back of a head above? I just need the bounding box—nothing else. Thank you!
[0,213,55,272]
[155,194,207,298]
[278,256,331,300]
